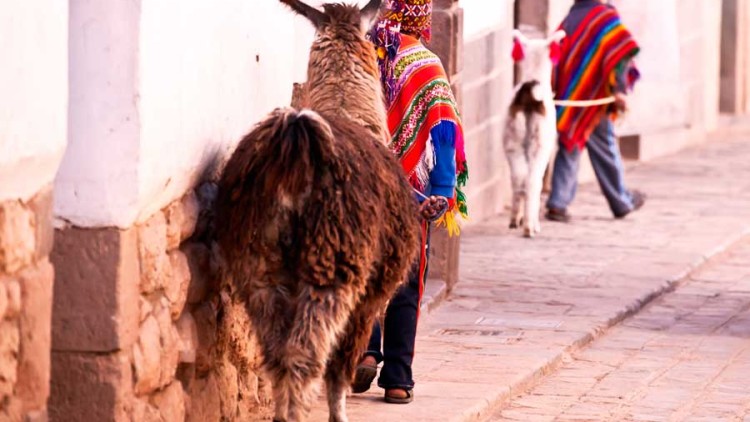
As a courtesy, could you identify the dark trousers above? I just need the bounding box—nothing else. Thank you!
[366,222,429,390]
[547,117,635,216]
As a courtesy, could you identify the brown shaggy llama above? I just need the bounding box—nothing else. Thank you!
[214,1,420,421]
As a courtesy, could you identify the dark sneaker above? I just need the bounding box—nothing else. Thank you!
[351,361,377,394]
[614,190,646,219]
[545,207,571,223]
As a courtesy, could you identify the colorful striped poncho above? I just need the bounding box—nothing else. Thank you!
[554,4,640,151]
[385,35,468,234]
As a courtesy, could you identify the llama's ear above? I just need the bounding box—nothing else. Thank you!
[512,31,526,63]
[361,0,383,22]
[547,30,566,44]
[547,30,565,65]
[279,0,328,28]
[512,38,525,62]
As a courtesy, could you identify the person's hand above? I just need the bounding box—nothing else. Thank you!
[613,92,628,112]
[419,196,449,221]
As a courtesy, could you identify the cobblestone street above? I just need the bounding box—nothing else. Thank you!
[310,124,750,421]
[492,239,750,421]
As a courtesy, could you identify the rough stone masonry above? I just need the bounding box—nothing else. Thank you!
[49,184,273,421]
[0,185,55,422]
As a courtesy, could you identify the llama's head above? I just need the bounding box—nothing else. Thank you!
[280,0,389,140]
[280,0,383,41]
[512,29,566,89]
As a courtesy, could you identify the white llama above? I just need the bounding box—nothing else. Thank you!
[503,29,565,237]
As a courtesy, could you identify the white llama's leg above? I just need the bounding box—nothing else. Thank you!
[526,165,544,236]
[509,160,528,230]
[504,112,529,229]
[527,109,558,236]
[524,112,546,237]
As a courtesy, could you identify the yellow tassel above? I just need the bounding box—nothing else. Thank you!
[435,210,461,237]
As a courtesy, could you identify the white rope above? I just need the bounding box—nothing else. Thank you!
[553,97,616,107]
[413,188,430,201]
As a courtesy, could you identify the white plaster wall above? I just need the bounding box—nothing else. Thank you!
[548,1,572,29]
[0,1,68,202]
[614,0,722,135]
[463,0,512,39]
[57,0,317,228]
[613,0,687,135]
[135,0,314,222]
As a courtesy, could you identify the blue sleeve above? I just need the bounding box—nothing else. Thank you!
[615,57,639,94]
[428,121,457,199]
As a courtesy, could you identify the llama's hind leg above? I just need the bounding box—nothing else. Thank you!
[324,361,349,422]
[525,174,542,237]
[510,190,526,229]
[506,152,529,230]
[267,357,322,422]
[524,114,548,237]
[285,289,355,422]
[271,379,291,422]
[324,304,379,422]
[504,114,529,229]
[256,334,295,422]
[527,150,553,236]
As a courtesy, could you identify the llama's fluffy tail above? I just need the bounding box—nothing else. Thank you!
[247,107,336,202]
[267,108,334,199]
[215,107,338,251]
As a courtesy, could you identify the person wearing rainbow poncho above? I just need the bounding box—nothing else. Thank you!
[352,0,468,404]
[547,0,646,221]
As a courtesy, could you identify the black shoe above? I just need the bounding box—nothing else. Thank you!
[545,207,571,223]
[351,362,378,394]
[614,190,646,219]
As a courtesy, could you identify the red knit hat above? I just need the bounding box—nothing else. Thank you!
[382,0,433,41]
[369,0,433,105]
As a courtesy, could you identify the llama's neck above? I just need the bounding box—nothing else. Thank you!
[305,39,389,144]
[521,59,554,98]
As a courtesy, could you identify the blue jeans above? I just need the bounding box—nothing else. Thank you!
[366,223,430,390]
[547,117,635,216]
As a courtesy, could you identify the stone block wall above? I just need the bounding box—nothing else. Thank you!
[721,0,750,115]
[49,186,271,421]
[460,0,516,224]
[0,186,55,421]
[427,0,465,290]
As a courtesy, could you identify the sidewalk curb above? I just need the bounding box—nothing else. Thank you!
[421,279,449,315]
[455,227,750,422]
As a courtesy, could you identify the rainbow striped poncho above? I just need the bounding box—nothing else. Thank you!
[384,35,468,234]
[554,4,640,152]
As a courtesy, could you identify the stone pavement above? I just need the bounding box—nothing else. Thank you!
[491,238,750,422]
[310,124,750,422]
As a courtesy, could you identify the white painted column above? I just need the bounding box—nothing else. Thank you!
[57,0,315,229]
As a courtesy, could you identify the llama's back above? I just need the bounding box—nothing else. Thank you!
[215,107,419,297]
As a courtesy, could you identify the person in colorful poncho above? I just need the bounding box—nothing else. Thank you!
[351,0,468,404]
[546,0,646,222]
